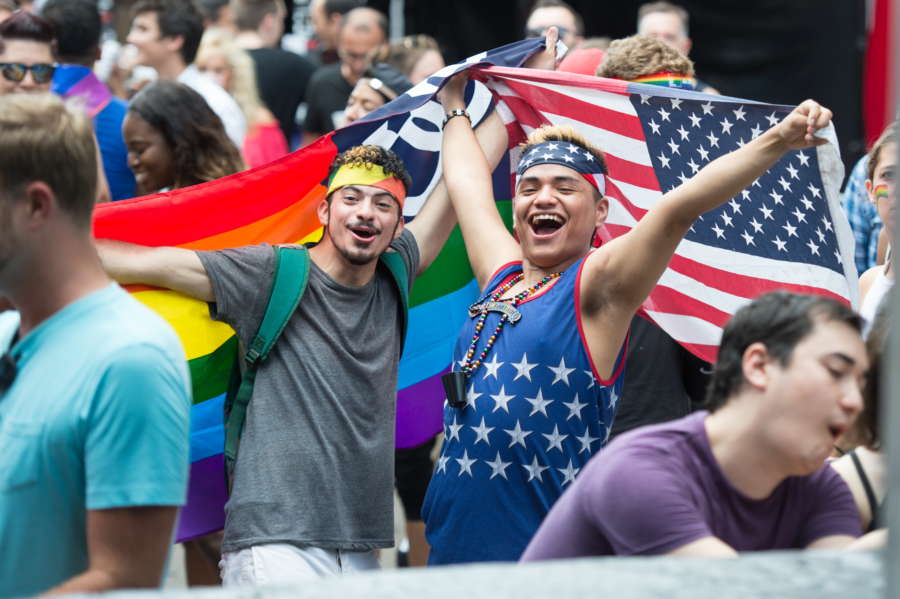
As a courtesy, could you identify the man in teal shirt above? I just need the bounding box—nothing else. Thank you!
[0,93,191,596]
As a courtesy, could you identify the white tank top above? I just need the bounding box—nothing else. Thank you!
[860,262,894,339]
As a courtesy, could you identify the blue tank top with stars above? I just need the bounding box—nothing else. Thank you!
[421,256,628,564]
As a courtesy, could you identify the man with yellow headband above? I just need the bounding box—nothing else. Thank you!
[94,134,509,583]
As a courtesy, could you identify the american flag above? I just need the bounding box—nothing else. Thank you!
[472,67,858,362]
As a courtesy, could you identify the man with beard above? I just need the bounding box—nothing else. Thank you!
[0,94,191,596]
[95,131,508,581]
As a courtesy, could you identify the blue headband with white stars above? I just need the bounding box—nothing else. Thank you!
[516,140,607,196]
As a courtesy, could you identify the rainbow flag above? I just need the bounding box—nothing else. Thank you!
[92,37,554,542]
[629,71,694,90]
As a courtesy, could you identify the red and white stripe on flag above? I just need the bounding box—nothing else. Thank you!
[473,66,853,364]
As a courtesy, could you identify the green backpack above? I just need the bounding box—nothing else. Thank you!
[222,244,410,493]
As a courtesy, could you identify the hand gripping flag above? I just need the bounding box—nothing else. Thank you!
[92,39,856,542]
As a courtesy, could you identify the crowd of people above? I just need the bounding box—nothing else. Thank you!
[0,0,892,595]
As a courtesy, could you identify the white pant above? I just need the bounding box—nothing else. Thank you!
[219,543,381,587]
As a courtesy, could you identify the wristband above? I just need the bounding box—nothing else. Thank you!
[442,109,471,130]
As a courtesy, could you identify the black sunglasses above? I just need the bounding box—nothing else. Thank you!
[524,26,569,40]
[0,351,16,394]
[0,62,58,84]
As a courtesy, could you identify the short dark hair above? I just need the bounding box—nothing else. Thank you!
[324,0,361,18]
[528,0,584,37]
[132,0,205,65]
[705,292,862,411]
[197,0,229,22]
[128,80,245,189]
[231,0,280,32]
[0,10,57,55]
[638,1,690,36]
[41,0,101,65]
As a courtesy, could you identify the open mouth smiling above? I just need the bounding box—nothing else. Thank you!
[529,213,566,237]
[348,224,379,242]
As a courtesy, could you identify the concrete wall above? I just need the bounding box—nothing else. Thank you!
[77,550,883,599]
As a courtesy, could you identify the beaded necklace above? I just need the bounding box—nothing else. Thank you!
[462,271,561,376]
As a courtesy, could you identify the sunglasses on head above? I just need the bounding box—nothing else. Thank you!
[524,26,569,40]
[0,62,58,84]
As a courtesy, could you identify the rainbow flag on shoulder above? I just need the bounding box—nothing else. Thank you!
[92,38,552,542]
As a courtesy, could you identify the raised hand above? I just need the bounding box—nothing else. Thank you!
[437,71,469,112]
[523,27,560,71]
[774,100,834,150]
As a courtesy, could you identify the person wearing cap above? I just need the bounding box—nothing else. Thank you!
[420,29,837,564]
[343,63,413,125]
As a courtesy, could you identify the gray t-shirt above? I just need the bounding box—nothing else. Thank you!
[196,230,419,552]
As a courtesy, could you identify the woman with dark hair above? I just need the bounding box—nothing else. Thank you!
[0,10,57,94]
[832,292,889,533]
[123,79,245,195]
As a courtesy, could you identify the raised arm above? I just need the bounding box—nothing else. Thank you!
[405,108,511,277]
[580,100,833,377]
[435,75,520,289]
[95,239,215,302]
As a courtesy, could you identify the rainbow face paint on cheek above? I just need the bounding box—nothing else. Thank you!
[875,184,889,207]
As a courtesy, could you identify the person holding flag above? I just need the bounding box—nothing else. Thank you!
[96,136,509,581]
[421,43,837,564]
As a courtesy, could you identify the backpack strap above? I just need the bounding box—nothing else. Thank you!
[224,245,310,463]
[378,250,409,354]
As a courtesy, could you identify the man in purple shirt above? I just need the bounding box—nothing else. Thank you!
[521,292,882,559]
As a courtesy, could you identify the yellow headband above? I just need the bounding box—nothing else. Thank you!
[326,163,407,209]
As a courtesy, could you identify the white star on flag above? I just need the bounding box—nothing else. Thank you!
[504,420,532,448]
[471,417,495,445]
[548,356,576,386]
[437,454,450,474]
[525,388,554,417]
[466,383,482,410]
[512,353,537,381]
[490,385,515,413]
[576,428,599,454]
[482,353,504,379]
[486,451,512,480]
[542,425,569,453]
[558,459,580,486]
[447,415,463,443]
[563,392,588,420]
[456,449,477,478]
[522,456,550,483]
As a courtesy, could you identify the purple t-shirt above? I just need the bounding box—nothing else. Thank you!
[520,411,861,560]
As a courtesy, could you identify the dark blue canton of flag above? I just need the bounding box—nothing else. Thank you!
[633,94,844,275]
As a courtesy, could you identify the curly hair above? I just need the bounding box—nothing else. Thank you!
[327,145,412,193]
[128,80,245,190]
[596,34,694,80]
[519,124,608,176]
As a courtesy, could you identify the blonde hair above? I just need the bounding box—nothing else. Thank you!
[0,93,96,229]
[867,123,897,182]
[374,34,441,78]
[195,28,265,130]
[519,124,608,176]
[596,34,694,80]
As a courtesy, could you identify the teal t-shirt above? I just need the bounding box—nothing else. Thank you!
[0,284,192,597]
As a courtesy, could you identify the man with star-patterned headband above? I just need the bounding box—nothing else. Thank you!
[421,43,837,564]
